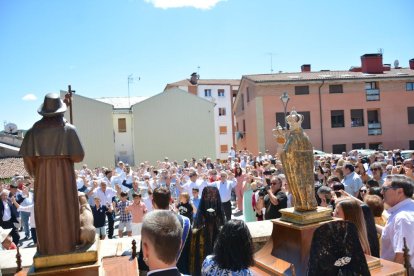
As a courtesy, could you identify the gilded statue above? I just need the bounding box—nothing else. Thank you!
[274,110,318,212]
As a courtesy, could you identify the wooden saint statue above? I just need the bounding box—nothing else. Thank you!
[19,93,85,255]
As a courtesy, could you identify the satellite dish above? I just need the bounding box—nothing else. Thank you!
[394,59,399,68]
[4,123,18,134]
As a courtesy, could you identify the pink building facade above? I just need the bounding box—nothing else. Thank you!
[234,54,414,155]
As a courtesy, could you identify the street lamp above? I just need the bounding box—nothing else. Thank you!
[280,92,290,129]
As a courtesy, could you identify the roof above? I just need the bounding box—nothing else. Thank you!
[165,79,240,89]
[243,68,414,83]
[0,142,20,152]
[95,96,149,109]
[0,157,29,179]
[133,88,216,108]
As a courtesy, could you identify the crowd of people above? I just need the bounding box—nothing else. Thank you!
[0,148,413,275]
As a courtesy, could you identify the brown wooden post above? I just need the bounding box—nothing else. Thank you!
[16,246,22,272]
[131,239,137,259]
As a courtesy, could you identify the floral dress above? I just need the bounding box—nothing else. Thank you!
[201,255,253,276]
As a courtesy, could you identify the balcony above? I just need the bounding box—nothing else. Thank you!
[366,89,380,101]
[368,122,382,135]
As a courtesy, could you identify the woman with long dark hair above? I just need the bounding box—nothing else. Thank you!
[201,219,254,275]
[189,186,225,276]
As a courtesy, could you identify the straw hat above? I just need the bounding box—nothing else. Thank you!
[0,227,12,243]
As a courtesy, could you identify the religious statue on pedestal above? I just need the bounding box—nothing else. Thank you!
[273,109,318,212]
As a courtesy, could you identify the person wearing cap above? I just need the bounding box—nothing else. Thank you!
[115,161,125,176]
[0,190,20,245]
[0,226,16,250]
[19,93,85,255]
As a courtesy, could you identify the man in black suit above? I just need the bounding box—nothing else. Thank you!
[142,210,182,276]
[0,190,20,245]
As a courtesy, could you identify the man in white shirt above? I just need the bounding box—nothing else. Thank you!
[380,174,414,271]
[94,179,119,239]
[215,172,237,221]
[177,172,206,196]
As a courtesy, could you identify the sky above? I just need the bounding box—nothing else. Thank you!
[0,0,413,130]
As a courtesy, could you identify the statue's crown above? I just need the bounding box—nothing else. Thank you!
[286,109,304,129]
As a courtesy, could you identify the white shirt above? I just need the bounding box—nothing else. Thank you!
[381,198,414,265]
[182,180,206,196]
[2,200,11,221]
[94,187,117,206]
[17,205,35,228]
[215,179,237,202]
[76,177,85,190]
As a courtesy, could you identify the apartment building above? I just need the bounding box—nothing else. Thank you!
[165,74,240,159]
[234,54,414,154]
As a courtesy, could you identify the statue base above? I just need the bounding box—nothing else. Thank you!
[27,237,100,275]
[279,206,333,225]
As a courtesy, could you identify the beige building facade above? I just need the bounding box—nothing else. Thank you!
[133,88,216,164]
[61,92,116,169]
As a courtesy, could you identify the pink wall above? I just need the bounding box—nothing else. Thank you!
[235,77,414,155]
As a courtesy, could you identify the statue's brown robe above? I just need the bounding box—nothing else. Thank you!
[20,117,84,255]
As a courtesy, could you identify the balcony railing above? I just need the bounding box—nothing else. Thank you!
[366,89,380,101]
[368,122,382,135]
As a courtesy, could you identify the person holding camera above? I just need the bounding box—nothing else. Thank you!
[264,176,287,220]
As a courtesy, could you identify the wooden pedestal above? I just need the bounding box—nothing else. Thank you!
[254,218,332,276]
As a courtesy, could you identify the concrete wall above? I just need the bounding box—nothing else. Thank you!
[61,92,116,169]
[133,89,216,164]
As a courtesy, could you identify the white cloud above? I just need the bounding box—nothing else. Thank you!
[144,0,225,10]
[22,94,37,101]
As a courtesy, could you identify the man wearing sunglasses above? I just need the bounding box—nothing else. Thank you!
[264,176,287,220]
[380,174,414,271]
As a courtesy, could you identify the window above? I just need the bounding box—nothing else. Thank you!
[332,144,346,154]
[243,120,246,133]
[220,145,228,153]
[369,143,382,150]
[329,84,343,94]
[365,82,380,101]
[351,109,364,127]
[352,143,366,150]
[204,89,212,97]
[219,108,226,116]
[236,122,239,132]
[365,82,377,89]
[118,118,126,133]
[241,94,244,111]
[408,107,414,124]
[246,87,250,102]
[218,89,225,97]
[410,140,414,150]
[276,112,286,128]
[219,126,227,134]
[295,86,309,95]
[276,111,311,129]
[407,82,414,91]
[331,110,344,128]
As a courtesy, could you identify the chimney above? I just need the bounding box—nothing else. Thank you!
[361,53,383,74]
[190,72,199,85]
[301,64,311,72]
[410,59,414,70]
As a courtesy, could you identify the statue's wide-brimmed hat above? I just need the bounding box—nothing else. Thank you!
[38,93,67,117]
